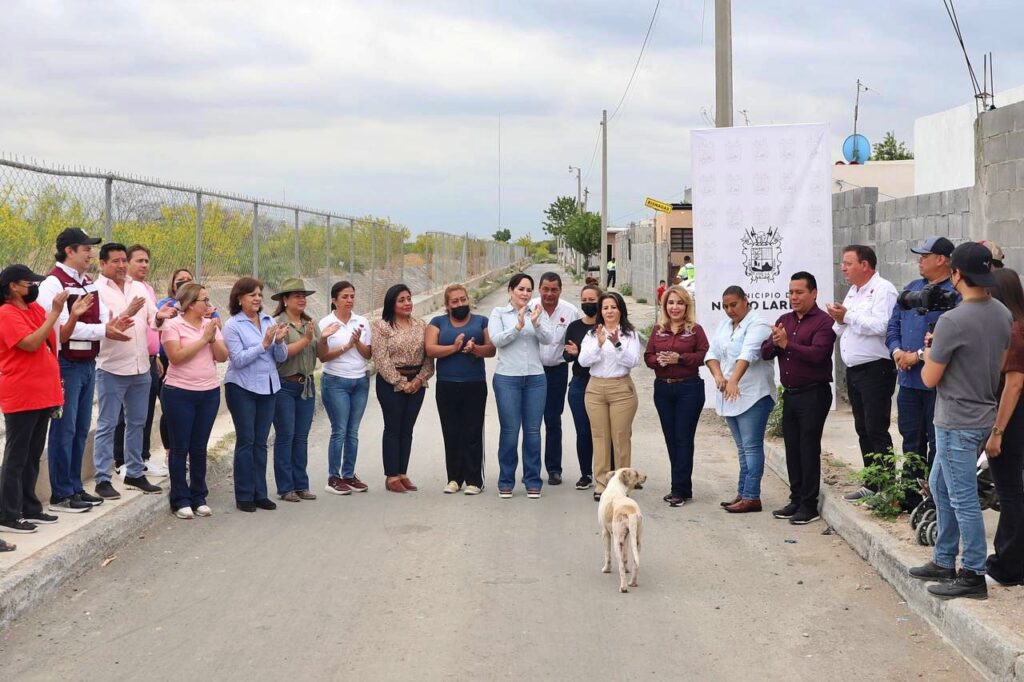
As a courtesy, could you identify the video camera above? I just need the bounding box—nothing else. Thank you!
[897,283,958,314]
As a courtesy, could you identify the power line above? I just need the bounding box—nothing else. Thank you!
[608,0,662,123]
[581,124,603,185]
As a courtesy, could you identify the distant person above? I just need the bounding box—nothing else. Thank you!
[980,240,1005,269]
[680,255,695,282]
[656,280,666,305]
[563,284,601,490]
[606,259,616,288]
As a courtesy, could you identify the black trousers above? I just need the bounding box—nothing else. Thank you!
[436,380,486,487]
[987,402,1024,583]
[376,374,425,477]
[846,358,897,483]
[0,408,49,522]
[782,384,832,511]
[115,356,163,466]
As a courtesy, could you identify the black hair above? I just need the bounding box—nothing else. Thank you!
[842,244,877,270]
[597,291,635,336]
[790,271,818,291]
[539,272,562,288]
[507,272,534,292]
[659,279,666,285]
[329,280,355,312]
[271,293,312,321]
[992,268,1024,323]
[99,242,128,262]
[382,283,412,327]
[722,285,747,300]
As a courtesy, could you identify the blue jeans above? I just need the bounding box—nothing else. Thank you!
[273,380,316,495]
[93,369,152,483]
[724,395,774,500]
[542,363,569,475]
[897,386,937,477]
[48,358,96,499]
[653,377,706,498]
[567,375,593,477]
[321,374,370,479]
[161,385,220,511]
[931,427,989,574]
[493,373,546,491]
[225,382,276,503]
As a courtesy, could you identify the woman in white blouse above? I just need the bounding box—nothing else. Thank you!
[579,291,642,500]
[705,285,775,514]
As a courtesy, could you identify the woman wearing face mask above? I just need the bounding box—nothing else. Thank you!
[153,268,195,463]
[562,284,601,490]
[489,273,554,499]
[579,291,642,500]
[426,284,495,495]
[705,286,775,514]
[644,286,709,507]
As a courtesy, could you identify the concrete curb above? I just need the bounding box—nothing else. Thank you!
[764,440,1024,681]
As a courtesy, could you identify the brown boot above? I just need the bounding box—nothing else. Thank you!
[720,495,742,508]
[725,499,762,513]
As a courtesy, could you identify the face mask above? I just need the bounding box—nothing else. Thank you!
[581,302,598,317]
[451,305,470,320]
[23,286,39,304]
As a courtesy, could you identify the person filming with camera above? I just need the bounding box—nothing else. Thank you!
[909,242,1012,600]
[885,237,959,509]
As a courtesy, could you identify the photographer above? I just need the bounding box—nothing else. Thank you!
[909,242,1011,600]
[885,237,959,508]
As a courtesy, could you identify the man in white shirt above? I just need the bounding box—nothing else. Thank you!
[826,245,899,501]
[530,272,580,485]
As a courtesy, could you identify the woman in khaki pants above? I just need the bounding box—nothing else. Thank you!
[578,291,642,500]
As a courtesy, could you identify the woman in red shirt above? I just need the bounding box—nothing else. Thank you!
[644,285,709,507]
[0,265,85,547]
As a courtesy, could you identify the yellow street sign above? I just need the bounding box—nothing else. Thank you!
[644,197,673,213]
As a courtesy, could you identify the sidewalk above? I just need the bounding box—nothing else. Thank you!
[764,405,1024,681]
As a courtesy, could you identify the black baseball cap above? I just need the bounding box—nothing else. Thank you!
[0,264,46,289]
[910,236,955,257]
[951,241,996,287]
[55,227,102,251]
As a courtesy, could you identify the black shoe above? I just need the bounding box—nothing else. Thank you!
[124,475,163,494]
[75,491,104,506]
[23,512,58,524]
[236,501,257,512]
[49,496,92,513]
[844,487,872,502]
[927,569,988,600]
[789,508,820,525]
[0,518,38,534]
[254,498,277,510]
[665,495,686,507]
[909,560,957,582]
[772,502,800,519]
[95,481,122,500]
[548,472,562,486]
[575,475,593,490]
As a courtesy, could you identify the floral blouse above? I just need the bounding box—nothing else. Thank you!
[371,317,435,391]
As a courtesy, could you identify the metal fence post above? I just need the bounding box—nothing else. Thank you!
[252,203,259,278]
[325,215,332,297]
[349,219,355,278]
[462,232,468,282]
[195,192,203,281]
[370,224,377,308]
[399,227,405,282]
[103,177,113,241]
[294,209,300,277]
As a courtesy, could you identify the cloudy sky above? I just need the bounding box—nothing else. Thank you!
[2,0,1022,239]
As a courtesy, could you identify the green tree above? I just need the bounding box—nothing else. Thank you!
[515,235,533,249]
[872,131,914,160]
[563,211,601,264]
[542,196,579,237]
[493,228,511,242]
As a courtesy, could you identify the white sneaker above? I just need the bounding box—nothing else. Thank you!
[194,505,212,517]
[174,507,195,519]
[464,485,482,496]
[144,461,169,477]
[444,481,460,494]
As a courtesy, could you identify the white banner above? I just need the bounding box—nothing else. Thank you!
[691,123,835,405]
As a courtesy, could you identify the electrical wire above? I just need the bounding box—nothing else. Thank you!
[942,0,981,98]
[582,124,603,185]
[608,0,662,123]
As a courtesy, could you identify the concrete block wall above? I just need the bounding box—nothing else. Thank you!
[615,223,668,304]
[973,100,1024,268]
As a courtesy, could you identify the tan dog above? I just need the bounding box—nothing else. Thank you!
[598,468,646,593]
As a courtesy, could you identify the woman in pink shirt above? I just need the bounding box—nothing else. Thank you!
[160,283,228,519]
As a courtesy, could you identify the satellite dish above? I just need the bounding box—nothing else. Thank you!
[843,134,871,164]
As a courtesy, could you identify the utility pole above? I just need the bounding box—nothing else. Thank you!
[568,165,582,209]
[715,0,733,128]
[599,109,608,287]
[583,187,590,212]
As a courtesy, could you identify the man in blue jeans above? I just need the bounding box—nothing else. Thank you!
[910,242,1011,600]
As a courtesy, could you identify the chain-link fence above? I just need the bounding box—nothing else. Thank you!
[0,155,527,319]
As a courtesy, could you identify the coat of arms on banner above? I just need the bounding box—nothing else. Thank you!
[741,226,782,282]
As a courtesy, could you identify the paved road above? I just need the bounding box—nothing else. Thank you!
[0,265,977,680]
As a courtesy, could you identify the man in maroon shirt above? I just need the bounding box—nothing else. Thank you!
[761,271,837,525]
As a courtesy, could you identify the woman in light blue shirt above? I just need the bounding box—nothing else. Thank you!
[705,285,775,514]
[223,277,288,513]
[489,273,554,499]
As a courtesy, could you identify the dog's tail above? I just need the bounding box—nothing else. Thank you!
[627,514,640,568]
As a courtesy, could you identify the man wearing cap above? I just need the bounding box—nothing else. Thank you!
[910,242,1012,600]
[37,228,134,513]
[883,237,959,508]
[980,240,1005,269]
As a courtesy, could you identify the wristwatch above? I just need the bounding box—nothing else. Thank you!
[993,425,1005,437]
[916,348,925,362]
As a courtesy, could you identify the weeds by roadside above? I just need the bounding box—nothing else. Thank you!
[854,449,925,520]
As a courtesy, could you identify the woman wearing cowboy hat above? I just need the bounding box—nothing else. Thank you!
[271,278,321,503]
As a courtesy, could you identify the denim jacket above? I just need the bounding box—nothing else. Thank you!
[885,277,959,391]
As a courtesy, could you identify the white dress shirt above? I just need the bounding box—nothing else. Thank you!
[705,313,775,418]
[578,328,641,378]
[36,261,111,353]
[96,275,159,376]
[833,271,899,367]
[529,297,581,367]
[489,303,555,376]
